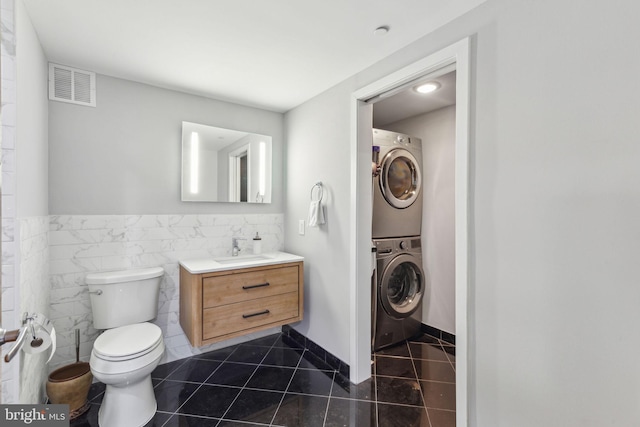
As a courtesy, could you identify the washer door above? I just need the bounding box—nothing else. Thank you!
[379,148,422,209]
[379,254,424,318]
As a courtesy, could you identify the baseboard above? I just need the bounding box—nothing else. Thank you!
[281,325,350,378]
[421,323,456,345]
[280,324,451,378]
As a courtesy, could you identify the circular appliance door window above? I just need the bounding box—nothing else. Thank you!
[379,148,422,209]
[379,254,425,318]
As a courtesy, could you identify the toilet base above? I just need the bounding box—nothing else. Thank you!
[98,375,156,427]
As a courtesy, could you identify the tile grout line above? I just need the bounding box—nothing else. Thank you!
[95,333,457,427]
[321,370,337,427]
[152,357,196,427]
[215,338,280,427]
[168,377,214,424]
[162,341,265,426]
[373,352,379,427]
[268,346,308,426]
[83,334,321,427]
[165,348,242,426]
[92,339,455,427]
[407,340,434,427]
[171,344,242,425]
[376,373,455,384]
[440,340,456,373]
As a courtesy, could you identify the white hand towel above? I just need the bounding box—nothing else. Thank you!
[308,200,325,227]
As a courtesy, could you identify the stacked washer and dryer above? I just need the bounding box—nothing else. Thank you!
[372,128,427,351]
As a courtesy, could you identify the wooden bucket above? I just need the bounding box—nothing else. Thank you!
[46,362,93,420]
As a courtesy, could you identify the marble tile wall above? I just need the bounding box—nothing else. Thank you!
[1,0,18,403]
[48,213,284,371]
[18,217,49,403]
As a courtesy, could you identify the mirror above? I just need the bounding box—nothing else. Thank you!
[181,122,272,203]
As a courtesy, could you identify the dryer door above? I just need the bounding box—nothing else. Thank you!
[379,148,422,209]
[379,254,424,318]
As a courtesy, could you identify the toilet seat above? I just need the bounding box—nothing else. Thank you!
[90,323,164,376]
[93,322,163,361]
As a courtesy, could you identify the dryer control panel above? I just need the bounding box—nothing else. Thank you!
[373,128,419,148]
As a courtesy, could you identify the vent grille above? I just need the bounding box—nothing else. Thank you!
[49,63,96,107]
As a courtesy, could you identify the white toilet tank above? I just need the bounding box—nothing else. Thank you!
[86,267,164,329]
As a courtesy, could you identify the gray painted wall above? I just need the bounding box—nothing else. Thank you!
[48,75,284,214]
[285,1,640,425]
[16,0,47,218]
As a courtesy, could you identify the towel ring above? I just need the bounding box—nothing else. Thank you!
[310,182,323,202]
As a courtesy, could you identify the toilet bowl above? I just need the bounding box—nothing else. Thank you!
[90,323,164,427]
[86,267,165,427]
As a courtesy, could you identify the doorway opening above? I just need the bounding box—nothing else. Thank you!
[228,145,250,202]
[349,38,471,425]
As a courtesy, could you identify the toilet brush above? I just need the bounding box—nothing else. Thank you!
[75,329,80,362]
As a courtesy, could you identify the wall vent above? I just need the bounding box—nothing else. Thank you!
[48,63,96,107]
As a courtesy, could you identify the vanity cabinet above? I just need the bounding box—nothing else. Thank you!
[180,261,303,347]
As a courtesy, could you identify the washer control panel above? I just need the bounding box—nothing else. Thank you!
[374,237,421,256]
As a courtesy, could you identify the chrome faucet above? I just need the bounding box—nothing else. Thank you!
[232,237,245,256]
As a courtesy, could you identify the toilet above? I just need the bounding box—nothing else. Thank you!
[86,267,165,427]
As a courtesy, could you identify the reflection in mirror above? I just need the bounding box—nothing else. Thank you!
[181,122,272,203]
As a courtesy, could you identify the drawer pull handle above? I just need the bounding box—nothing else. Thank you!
[242,282,270,290]
[242,309,270,319]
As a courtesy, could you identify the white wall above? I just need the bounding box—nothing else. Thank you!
[1,0,19,403]
[285,1,640,425]
[284,82,352,361]
[383,105,456,335]
[18,218,49,403]
[48,75,284,214]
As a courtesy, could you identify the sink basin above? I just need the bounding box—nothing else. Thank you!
[213,254,273,264]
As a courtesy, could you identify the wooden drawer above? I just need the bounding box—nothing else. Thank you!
[203,265,299,308]
[180,260,303,347]
[203,291,299,340]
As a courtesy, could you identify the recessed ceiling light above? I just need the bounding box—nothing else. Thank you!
[414,81,441,94]
[373,26,390,36]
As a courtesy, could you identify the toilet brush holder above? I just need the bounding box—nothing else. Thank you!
[46,329,91,420]
[46,362,92,419]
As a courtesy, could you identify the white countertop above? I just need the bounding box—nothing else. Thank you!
[179,251,304,274]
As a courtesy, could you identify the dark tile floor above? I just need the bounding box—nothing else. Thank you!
[71,332,456,427]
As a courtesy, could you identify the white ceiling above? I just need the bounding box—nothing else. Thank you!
[373,70,456,126]
[22,0,483,112]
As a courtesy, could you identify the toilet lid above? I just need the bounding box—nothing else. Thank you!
[93,323,163,361]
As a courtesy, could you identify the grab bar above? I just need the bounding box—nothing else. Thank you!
[3,327,28,363]
[0,328,21,346]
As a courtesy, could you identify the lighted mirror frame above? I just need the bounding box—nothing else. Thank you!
[181,122,272,203]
